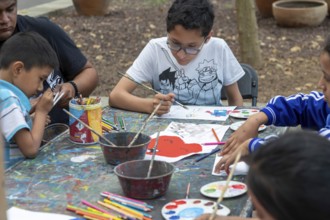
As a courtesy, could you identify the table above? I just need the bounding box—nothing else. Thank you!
[4,107,284,219]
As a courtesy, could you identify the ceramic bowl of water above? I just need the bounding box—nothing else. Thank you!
[99,132,151,165]
[114,159,175,199]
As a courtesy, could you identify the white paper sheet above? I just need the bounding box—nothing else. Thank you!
[164,121,229,146]
[144,122,230,163]
[212,154,249,176]
[156,105,236,121]
[7,207,75,220]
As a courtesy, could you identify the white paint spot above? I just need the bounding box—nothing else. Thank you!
[70,155,97,163]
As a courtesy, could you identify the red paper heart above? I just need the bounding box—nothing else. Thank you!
[147,135,202,158]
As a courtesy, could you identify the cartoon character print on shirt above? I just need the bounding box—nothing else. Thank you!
[159,68,176,94]
[45,70,63,91]
[158,59,222,105]
[192,59,222,105]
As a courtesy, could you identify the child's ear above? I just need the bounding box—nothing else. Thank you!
[11,61,24,77]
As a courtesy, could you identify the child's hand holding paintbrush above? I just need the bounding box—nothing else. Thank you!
[109,72,187,116]
[153,93,175,115]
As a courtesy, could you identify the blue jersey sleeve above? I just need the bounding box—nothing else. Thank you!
[261,91,330,130]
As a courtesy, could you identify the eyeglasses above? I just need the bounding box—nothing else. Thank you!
[166,38,206,55]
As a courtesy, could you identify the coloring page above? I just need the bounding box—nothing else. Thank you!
[156,106,236,121]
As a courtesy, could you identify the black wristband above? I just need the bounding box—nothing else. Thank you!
[68,81,79,97]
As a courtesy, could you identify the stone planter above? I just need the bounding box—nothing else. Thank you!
[255,0,279,17]
[325,0,330,13]
[72,0,110,16]
[272,0,328,27]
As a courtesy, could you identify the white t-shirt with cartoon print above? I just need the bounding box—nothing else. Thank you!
[127,37,244,105]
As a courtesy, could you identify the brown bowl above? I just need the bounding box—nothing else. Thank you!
[99,132,151,165]
[114,160,175,199]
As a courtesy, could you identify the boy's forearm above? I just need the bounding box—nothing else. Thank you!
[109,92,154,114]
[30,112,49,148]
[14,111,48,158]
[246,112,268,127]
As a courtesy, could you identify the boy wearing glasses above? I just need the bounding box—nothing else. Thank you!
[109,0,244,115]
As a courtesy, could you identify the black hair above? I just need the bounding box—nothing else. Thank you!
[247,131,330,220]
[159,67,176,90]
[0,31,59,71]
[166,0,214,37]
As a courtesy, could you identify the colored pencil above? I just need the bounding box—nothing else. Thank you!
[201,142,226,145]
[194,147,221,163]
[63,109,117,147]
[118,71,188,110]
[122,117,126,131]
[114,112,119,127]
[101,193,151,211]
[102,192,153,209]
[66,204,116,220]
[101,193,151,212]
[81,200,113,215]
[118,116,126,131]
[102,118,119,131]
[211,128,221,142]
[97,201,140,220]
[104,199,152,218]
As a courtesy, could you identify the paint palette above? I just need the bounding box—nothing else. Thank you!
[161,199,230,220]
[200,181,247,198]
[230,121,266,132]
[229,109,259,119]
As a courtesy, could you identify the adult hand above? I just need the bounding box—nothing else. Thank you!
[53,82,76,107]
[152,93,175,115]
[215,139,251,174]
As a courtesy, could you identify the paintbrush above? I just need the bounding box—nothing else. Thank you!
[185,182,191,199]
[53,91,65,106]
[194,147,221,163]
[127,101,162,148]
[208,150,242,220]
[118,71,188,110]
[62,109,117,147]
[146,131,160,178]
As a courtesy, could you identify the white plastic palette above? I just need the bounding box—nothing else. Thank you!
[230,121,266,132]
[161,199,230,220]
[200,181,247,198]
[229,109,259,119]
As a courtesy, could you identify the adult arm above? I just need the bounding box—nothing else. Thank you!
[109,76,175,115]
[56,61,99,107]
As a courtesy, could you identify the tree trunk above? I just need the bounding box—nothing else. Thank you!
[236,0,262,68]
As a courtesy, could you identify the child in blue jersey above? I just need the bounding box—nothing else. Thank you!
[196,131,330,220]
[0,32,59,166]
[215,36,330,172]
